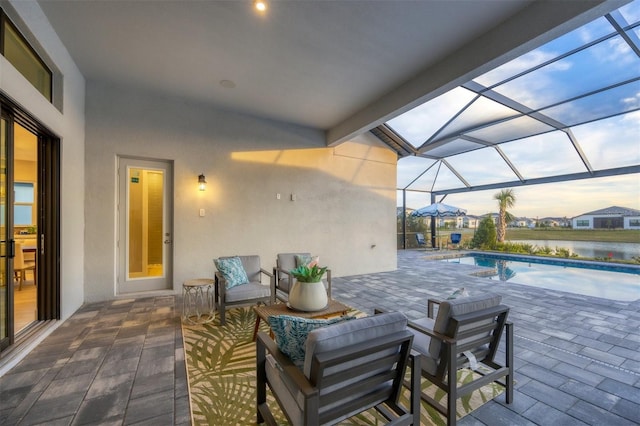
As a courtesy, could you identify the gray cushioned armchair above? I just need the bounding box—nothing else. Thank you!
[274,252,332,302]
[214,255,275,325]
[408,292,513,426]
[257,311,421,425]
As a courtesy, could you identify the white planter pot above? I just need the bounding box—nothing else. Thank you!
[288,280,328,312]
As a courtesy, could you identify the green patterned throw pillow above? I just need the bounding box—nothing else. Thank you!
[269,315,354,366]
[214,257,249,289]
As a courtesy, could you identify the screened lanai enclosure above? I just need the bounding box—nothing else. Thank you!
[384,0,640,249]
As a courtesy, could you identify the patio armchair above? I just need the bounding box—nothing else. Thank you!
[257,311,421,425]
[408,292,513,426]
[214,255,275,325]
[415,233,427,248]
[274,253,331,303]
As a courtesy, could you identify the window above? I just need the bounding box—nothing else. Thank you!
[14,182,34,226]
[576,220,589,227]
[630,219,640,226]
[1,11,52,101]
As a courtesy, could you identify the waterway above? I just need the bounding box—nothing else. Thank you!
[509,239,640,260]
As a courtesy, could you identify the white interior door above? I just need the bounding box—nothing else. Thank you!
[117,157,173,293]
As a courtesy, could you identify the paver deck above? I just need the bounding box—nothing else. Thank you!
[1,250,638,425]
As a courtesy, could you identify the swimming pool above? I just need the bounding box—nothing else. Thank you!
[440,253,640,302]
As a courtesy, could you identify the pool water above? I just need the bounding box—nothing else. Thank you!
[441,254,640,302]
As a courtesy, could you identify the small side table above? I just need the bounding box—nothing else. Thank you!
[182,278,216,324]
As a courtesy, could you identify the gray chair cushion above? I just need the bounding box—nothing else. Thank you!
[238,255,261,283]
[278,253,308,273]
[429,292,502,359]
[304,311,408,378]
[224,282,270,302]
[277,253,311,293]
[408,317,439,375]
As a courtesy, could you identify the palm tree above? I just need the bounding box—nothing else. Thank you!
[494,188,516,243]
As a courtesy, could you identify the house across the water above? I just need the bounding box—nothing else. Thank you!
[572,206,640,230]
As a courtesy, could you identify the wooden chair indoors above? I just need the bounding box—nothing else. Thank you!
[14,242,36,291]
[407,292,513,426]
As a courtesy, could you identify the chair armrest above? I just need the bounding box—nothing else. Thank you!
[427,297,443,319]
[260,268,276,304]
[325,269,332,299]
[214,271,226,299]
[408,350,422,426]
[407,318,456,345]
[256,331,319,398]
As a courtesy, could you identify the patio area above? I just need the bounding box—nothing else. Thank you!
[1,249,639,425]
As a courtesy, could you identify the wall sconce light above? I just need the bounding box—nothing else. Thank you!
[198,174,207,191]
[254,0,267,12]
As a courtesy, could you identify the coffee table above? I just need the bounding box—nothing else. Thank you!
[252,299,350,341]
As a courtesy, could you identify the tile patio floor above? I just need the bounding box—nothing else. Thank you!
[1,249,639,425]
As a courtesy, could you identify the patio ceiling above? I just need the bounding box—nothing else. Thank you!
[389,0,640,197]
[34,0,637,197]
[36,1,617,139]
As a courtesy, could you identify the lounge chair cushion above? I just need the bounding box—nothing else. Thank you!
[214,256,250,289]
[269,315,354,366]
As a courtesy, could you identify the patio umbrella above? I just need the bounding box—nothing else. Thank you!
[411,202,467,218]
[411,202,467,248]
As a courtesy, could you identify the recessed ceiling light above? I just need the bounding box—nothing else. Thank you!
[254,0,267,12]
[220,80,236,89]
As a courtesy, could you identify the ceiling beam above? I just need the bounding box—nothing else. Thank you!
[326,0,627,146]
[430,165,640,196]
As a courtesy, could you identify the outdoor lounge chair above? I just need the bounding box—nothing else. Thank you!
[214,255,275,325]
[407,293,513,426]
[274,252,331,303]
[415,233,427,248]
[448,233,462,249]
[256,312,421,425]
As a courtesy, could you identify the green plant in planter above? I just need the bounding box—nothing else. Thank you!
[290,264,327,283]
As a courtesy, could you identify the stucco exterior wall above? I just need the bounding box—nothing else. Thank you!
[1,1,86,320]
[84,82,397,302]
[624,216,640,229]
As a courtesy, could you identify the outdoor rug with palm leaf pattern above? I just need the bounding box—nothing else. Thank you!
[182,305,505,425]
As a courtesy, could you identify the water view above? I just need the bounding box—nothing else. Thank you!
[441,254,640,302]
[509,240,640,260]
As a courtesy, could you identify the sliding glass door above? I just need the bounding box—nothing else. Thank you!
[0,114,11,351]
[0,97,60,354]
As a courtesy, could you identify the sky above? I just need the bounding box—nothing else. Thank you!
[399,173,640,219]
[393,0,640,219]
